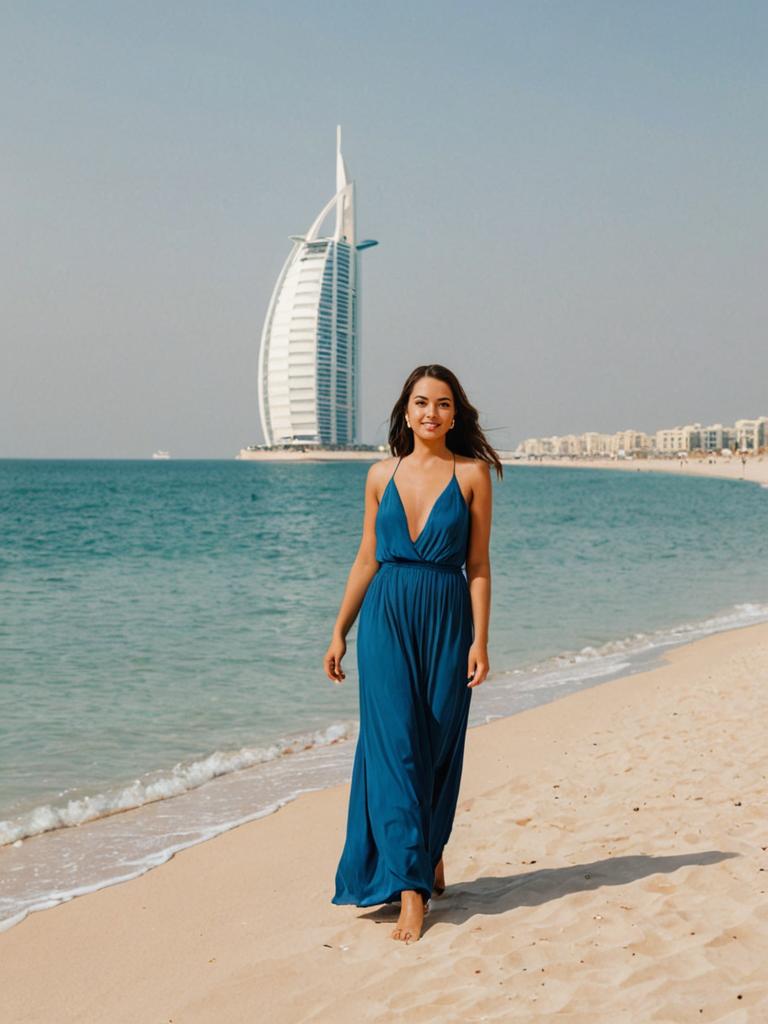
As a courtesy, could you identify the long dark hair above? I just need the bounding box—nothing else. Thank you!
[387,364,504,479]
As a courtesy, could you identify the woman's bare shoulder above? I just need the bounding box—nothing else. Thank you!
[367,455,397,492]
[455,454,491,478]
[369,454,398,474]
[455,455,491,502]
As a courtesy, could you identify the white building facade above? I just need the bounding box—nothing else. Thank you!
[734,417,768,452]
[515,415,768,458]
[257,129,378,447]
[655,425,699,454]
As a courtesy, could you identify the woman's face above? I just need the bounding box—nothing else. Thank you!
[406,376,455,441]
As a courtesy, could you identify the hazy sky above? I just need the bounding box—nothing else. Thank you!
[2,1,766,457]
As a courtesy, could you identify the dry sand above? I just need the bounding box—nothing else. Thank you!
[3,622,768,1023]
[507,454,768,487]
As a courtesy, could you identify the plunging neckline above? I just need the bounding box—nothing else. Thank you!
[385,457,464,546]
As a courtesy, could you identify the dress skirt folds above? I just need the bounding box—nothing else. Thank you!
[332,453,474,907]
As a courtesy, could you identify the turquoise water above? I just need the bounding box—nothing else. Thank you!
[2,458,768,929]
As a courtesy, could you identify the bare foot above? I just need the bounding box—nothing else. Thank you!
[391,890,426,943]
[433,856,446,895]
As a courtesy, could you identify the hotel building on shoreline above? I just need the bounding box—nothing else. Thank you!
[517,416,768,459]
[254,128,378,449]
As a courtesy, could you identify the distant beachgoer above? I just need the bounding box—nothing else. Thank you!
[324,364,498,943]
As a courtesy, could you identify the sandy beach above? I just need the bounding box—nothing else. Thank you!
[2,618,767,1023]
[506,454,768,487]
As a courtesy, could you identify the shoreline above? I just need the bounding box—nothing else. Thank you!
[505,454,768,486]
[3,598,768,937]
[3,618,768,1021]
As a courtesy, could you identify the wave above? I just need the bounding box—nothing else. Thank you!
[0,719,357,847]
[464,601,768,734]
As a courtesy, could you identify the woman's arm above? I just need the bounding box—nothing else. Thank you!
[323,462,383,684]
[465,459,492,688]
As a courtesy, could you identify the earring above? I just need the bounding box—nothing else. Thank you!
[405,417,411,429]
[450,419,455,429]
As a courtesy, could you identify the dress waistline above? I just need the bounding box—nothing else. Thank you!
[379,559,464,575]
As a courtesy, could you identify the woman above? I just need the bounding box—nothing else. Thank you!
[323,364,500,943]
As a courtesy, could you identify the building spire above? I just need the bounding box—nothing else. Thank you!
[303,127,355,244]
[336,125,348,191]
[334,125,354,244]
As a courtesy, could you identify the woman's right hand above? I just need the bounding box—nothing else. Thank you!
[324,635,347,684]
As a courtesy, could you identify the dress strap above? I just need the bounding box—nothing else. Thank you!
[451,451,456,478]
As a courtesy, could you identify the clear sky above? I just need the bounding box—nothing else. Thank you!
[2,1,766,457]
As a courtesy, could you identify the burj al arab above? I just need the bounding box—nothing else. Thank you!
[256,128,378,448]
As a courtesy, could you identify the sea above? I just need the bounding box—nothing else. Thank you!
[2,457,768,932]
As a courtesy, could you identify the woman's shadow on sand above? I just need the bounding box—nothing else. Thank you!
[367,850,737,929]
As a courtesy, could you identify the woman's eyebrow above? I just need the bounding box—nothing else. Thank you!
[414,394,451,401]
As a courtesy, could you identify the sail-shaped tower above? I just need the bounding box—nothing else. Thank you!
[257,128,378,447]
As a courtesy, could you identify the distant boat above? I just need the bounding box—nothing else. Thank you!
[152,451,171,460]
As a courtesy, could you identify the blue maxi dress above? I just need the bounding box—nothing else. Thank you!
[332,451,474,907]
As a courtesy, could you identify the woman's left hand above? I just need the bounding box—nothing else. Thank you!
[466,643,489,688]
